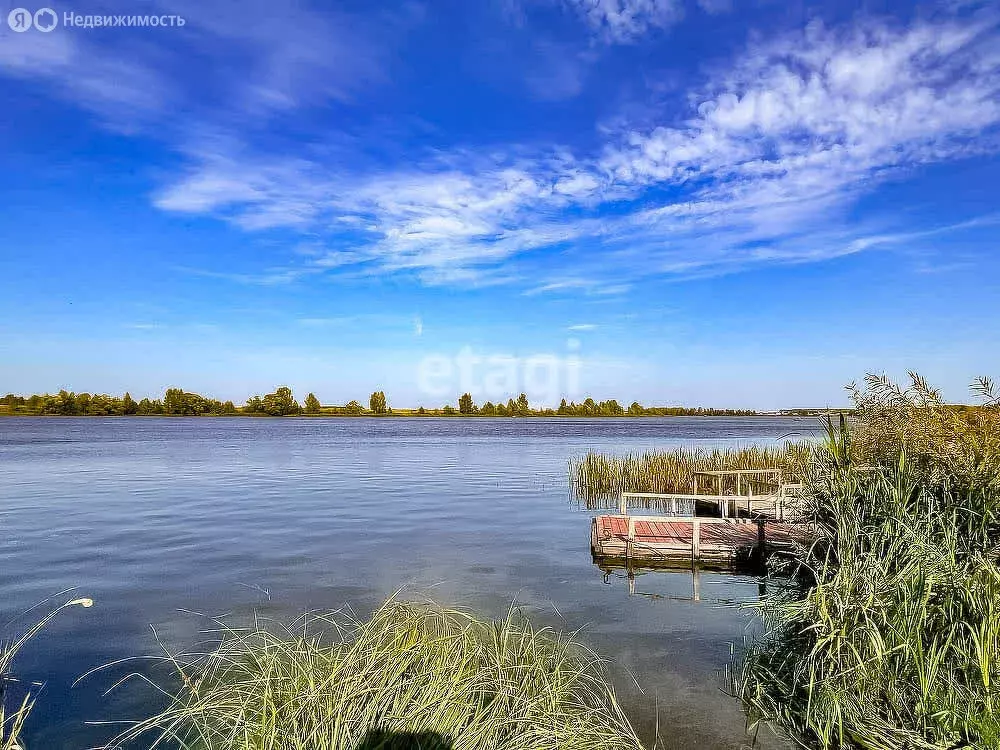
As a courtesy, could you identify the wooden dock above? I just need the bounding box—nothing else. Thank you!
[590,514,813,570]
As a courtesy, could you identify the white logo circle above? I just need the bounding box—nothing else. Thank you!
[34,7,58,31]
[7,8,33,31]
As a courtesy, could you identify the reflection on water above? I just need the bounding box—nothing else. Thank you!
[598,565,769,605]
[0,416,816,749]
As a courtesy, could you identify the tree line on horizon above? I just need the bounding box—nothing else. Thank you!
[0,387,758,417]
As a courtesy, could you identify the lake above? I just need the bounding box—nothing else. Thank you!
[0,416,819,749]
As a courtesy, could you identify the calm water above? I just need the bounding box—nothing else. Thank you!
[0,417,818,749]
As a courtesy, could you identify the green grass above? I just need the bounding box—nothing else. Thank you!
[108,599,646,750]
[570,442,813,507]
[733,374,1000,750]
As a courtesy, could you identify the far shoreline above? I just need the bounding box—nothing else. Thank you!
[0,411,840,419]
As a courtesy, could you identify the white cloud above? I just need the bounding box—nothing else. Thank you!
[0,0,406,130]
[561,0,683,43]
[159,12,1000,289]
[696,0,732,14]
[0,31,172,127]
[9,5,998,293]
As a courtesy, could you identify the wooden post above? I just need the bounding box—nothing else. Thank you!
[757,519,766,564]
[692,567,701,602]
[691,518,701,562]
[626,516,635,563]
[619,495,627,515]
[736,473,742,496]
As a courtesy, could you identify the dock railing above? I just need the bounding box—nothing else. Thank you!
[619,492,702,516]
[692,468,783,496]
[620,479,807,521]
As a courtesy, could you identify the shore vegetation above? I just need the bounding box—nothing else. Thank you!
[1,388,773,418]
[571,442,814,502]
[734,374,1000,749]
[107,599,645,750]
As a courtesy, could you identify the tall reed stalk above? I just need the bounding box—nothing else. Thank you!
[734,374,1000,749]
[571,442,813,507]
[0,596,93,750]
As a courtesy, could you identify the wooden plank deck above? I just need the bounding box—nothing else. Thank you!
[591,514,813,570]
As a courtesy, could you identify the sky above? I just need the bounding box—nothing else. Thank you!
[0,0,998,410]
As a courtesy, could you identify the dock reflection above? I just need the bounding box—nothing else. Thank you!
[598,564,768,604]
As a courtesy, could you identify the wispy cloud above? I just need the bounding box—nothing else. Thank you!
[567,323,598,331]
[695,0,732,15]
[146,10,1000,291]
[6,6,999,294]
[297,314,421,332]
[0,0,412,130]
[559,0,684,43]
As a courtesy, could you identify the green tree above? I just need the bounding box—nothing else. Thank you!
[88,394,121,415]
[122,392,137,415]
[1,394,24,414]
[598,399,624,416]
[76,392,92,414]
[245,395,264,414]
[136,398,162,415]
[262,386,300,416]
[345,400,364,416]
[164,388,212,416]
[52,390,77,415]
[369,391,388,415]
[304,392,321,415]
[627,401,644,416]
[480,401,496,416]
[442,405,456,415]
[517,393,529,416]
[458,392,475,415]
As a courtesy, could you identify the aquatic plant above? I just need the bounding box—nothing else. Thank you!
[571,442,813,506]
[1,596,94,750]
[107,599,645,750]
[734,374,1000,749]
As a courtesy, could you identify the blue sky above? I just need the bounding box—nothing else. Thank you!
[1,0,999,409]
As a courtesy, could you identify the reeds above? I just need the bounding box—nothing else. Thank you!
[733,374,1000,749]
[571,443,813,507]
[0,596,93,750]
[107,599,646,750]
